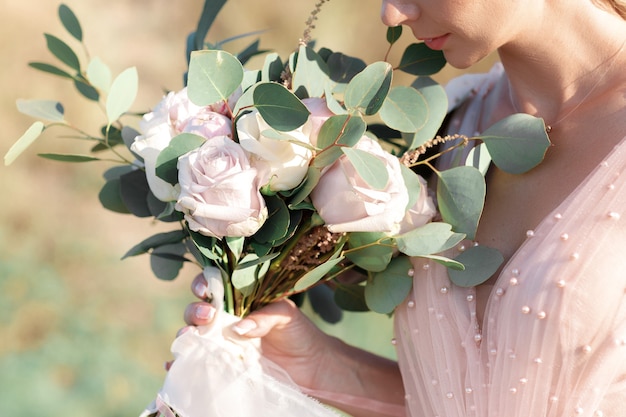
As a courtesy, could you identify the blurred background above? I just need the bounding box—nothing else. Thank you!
[0,1,495,415]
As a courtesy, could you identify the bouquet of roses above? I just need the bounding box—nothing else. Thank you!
[5,1,550,415]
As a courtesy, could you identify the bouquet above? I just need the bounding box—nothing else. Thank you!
[5,1,550,415]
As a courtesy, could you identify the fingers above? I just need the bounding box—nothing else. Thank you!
[191,273,208,300]
[183,301,217,326]
[232,299,301,338]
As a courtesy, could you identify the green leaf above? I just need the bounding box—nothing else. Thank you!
[4,122,45,166]
[253,196,290,243]
[155,133,206,185]
[379,86,428,133]
[346,232,393,272]
[395,222,465,256]
[28,62,73,79]
[312,115,366,168]
[44,33,81,71]
[262,52,284,82]
[344,61,393,115]
[106,67,138,124]
[16,99,65,122]
[87,57,112,93]
[74,79,99,101]
[386,26,403,44]
[448,245,504,287]
[289,166,322,207]
[253,83,310,131]
[342,147,389,190]
[437,166,485,239]
[293,255,345,292]
[38,153,100,162]
[98,178,130,214]
[231,254,262,296]
[58,4,83,41]
[151,243,187,281]
[192,0,228,51]
[465,143,492,175]
[122,230,188,259]
[326,53,367,87]
[292,45,330,98]
[398,43,446,76]
[478,113,551,174]
[365,256,413,314]
[406,77,448,149]
[334,284,369,312]
[119,169,152,218]
[187,50,244,106]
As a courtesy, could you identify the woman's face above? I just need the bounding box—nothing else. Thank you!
[380,0,528,68]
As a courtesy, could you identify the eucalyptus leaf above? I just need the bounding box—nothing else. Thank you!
[293,255,345,292]
[5,122,45,165]
[98,178,129,214]
[398,43,446,76]
[395,222,465,256]
[365,256,413,314]
[379,86,428,133]
[151,243,187,280]
[58,4,83,41]
[344,61,392,115]
[187,50,244,106]
[226,237,245,261]
[119,169,152,218]
[231,254,261,296]
[342,147,389,190]
[262,53,284,82]
[122,230,188,259]
[289,167,322,207]
[406,77,448,149]
[346,232,393,272]
[478,113,551,174]
[308,285,343,323]
[28,62,73,79]
[437,166,485,239]
[236,39,268,66]
[292,45,330,98]
[38,153,100,163]
[253,83,310,131]
[74,79,99,101]
[387,26,403,44]
[334,284,369,312]
[253,195,290,243]
[155,133,206,185]
[44,33,81,71]
[315,114,366,150]
[465,143,492,175]
[448,245,504,287]
[106,67,138,124]
[16,99,64,122]
[192,0,228,52]
[87,57,112,93]
[326,53,366,86]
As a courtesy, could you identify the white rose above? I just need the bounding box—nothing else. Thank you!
[310,136,410,233]
[398,175,437,234]
[175,136,267,238]
[131,88,232,202]
[237,110,314,192]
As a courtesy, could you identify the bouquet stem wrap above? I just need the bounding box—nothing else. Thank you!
[141,267,340,417]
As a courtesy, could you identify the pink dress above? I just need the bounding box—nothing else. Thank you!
[394,66,626,417]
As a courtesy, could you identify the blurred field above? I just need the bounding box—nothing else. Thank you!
[0,1,495,415]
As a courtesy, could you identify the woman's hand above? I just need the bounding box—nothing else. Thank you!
[181,273,406,417]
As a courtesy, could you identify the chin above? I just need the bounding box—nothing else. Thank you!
[443,50,488,70]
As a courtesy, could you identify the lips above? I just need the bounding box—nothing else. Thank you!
[419,34,450,51]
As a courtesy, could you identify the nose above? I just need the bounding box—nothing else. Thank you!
[380,0,419,27]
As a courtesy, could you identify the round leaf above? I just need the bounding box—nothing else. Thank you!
[342,147,389,190]
[253,83,310,131]
[344,61,392,115]
[292,45,330,98]
[398,43,446,76]
[405,77,448,149]
[379,86,428,133]
[151,243,187,281]
[437,166,485,240]
[155,133,206,185]
[334,284,369,312]
[448,245,504,287]
[395,222,465,256]
[478,113,551,174]
[187,50,244,106]
[106,67,138,124]
[98,178,129,214]
[365,256,413,314]
[386,26,403,44]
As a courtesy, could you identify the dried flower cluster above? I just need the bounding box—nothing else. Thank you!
[400,134,469,166]
[300,0,330,46]
[283,226,344,273]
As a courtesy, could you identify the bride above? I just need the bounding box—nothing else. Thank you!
[180,0,626,415]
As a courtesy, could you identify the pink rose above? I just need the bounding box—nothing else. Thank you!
[131,88,232,202]
[310,136,410,233]
[175,136,267,238]
[301,97,334,146]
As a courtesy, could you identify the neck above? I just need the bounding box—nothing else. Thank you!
[498,3,626,125]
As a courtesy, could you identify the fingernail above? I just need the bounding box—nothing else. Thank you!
[195,304,215,321]
[194,280,207,298]
[233,319,257,336]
